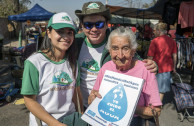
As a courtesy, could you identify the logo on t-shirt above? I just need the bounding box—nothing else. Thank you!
[81,59,100,72]
[52,71,73,86]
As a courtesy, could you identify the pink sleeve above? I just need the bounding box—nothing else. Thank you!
[178,2,183,24]
[143,72,162,107]
[93,68,105,90]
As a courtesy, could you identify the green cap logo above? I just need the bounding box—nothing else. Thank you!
[62,16,71,21]
[87,3,99,10]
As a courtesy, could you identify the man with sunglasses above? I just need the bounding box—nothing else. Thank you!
[75,1,158,109]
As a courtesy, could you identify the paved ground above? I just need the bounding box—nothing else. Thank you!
[159,91,194,126]
[0,95,29,126]
[0,39,194,126]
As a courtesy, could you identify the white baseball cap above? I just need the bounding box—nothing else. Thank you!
[48,12,77,33]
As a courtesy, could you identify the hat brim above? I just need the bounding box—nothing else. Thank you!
[75,9,111,20]
[50,23,77,33]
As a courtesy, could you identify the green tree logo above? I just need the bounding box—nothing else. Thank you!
[52,71,73,85]
[81,59,100,72]
[87,3,99,9]
[62,16,71,21]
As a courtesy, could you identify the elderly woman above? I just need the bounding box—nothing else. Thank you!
[88,26,162,126]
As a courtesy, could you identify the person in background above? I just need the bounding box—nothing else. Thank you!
[75,1,159,109]
[88,27,162,126]
[21,12,83,126]
[168,24,176,39]
[131,26,137,33]
[144,22,153,41]
[147,22,177,102]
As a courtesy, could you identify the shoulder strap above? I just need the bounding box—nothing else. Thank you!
[35,116,42,126]
[74,62,81,113]
[76,87,81,113]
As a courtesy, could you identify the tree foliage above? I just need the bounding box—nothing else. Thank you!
[124,0,157,8]
[142,0,157,8]
[124,0,143,8]
[0,0,31,18]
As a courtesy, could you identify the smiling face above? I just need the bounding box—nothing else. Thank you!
[82,15,107,44]
[109,36,135,71]
[47,27,74,53]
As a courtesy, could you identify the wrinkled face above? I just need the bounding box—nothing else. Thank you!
[47,28,74,52]
[82,15,107,44]
[109,36,135,71]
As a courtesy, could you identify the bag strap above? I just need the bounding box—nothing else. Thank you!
[145,119,149,126]
[149,104,159,126]
[75,62,81,114]
[143,92,159,126]
[76,87,81,113]
[176,72,183,84]
[35,116,42,126]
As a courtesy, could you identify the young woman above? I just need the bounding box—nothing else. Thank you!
[21,12,83,126]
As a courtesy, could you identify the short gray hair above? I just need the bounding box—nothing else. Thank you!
[106,26,138,50]
[154,22,167,34]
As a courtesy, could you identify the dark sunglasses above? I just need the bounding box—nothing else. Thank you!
[83,21,105,29]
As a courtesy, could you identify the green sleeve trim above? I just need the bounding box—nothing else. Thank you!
[21,60,39,95]
[39,51,67,64]
[84,36,107,48]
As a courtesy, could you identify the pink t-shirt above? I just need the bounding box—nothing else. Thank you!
[93,60,162,107]
[178,0,194,28]
[147,35,177,73]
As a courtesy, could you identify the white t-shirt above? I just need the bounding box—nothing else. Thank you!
[21,52,79,126]
[78,38,106,107]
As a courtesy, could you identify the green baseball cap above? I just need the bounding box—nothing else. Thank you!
[75,1,111,21]
[48,12,77,33]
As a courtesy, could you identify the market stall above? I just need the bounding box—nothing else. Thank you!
[8,3,54,45]
[106,3,162,58]
[2,4,55,89]
[107,0,194,85]
[8,4,54,22]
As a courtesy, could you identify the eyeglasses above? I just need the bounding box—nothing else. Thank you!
[83,21,105,30]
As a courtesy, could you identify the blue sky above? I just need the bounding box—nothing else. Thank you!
[28,0,152,20]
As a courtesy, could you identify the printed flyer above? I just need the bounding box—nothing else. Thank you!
[81,70,144,126]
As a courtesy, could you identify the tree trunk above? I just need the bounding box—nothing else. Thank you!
[14,0,20,12]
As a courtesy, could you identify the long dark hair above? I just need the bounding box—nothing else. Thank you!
[40,27,78,79]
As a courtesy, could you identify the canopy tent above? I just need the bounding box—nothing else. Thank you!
[106,4,162,20]
[8,4,54,22]
[145,0,168,16]
[106,1,168,58]
[106,0,170,20]
[110,15,153,25]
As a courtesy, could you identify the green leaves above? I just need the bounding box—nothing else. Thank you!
[0,0,29,18]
